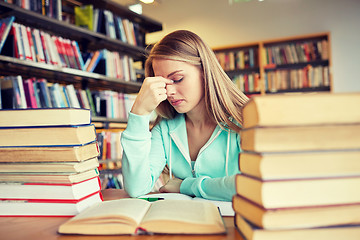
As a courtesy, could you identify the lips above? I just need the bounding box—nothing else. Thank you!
[170,99,183,106]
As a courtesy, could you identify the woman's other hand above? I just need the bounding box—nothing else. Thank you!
[159,178,183,193]
[131,77,173,115]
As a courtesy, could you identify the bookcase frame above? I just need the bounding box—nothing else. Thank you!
[213,32,332,96]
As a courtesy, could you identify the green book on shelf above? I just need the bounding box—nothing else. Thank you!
[75,5,94,31]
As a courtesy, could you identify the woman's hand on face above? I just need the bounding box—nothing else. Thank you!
[159,178,183,193]
[131,77,173,116]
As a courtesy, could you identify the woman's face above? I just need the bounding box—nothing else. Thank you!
[152,58,204,114]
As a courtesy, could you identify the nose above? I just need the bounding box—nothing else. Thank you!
[166,84,176,96]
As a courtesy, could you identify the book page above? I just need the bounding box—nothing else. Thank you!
[59,199,152,235]
[67,199,151,225]
[193,197,234,216]
[137,192,193,200]
[140,199,225,234]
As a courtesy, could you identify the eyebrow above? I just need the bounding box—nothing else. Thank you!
[167,70,183,78]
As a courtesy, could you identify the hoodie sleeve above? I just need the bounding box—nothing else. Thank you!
[180,174,238,201]
[121,112,166,197]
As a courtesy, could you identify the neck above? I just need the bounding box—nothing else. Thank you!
[185,100,215,128]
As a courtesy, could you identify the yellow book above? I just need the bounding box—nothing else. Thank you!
[74,5,94,31]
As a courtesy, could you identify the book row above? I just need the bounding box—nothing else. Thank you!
[232,72,261,93]
[231,65,330,94]
[6,0,143,48]
[0,75,136,120]
[215,47,258,71]
[6,0,62,20]
[262,39,329,67]
[0,17,138,81]
[96,130,123,162]
[264,65,330,92]
[83,49,137,81]
[233,93,360,239]
[75,4,143,47]
[101,172,123,190]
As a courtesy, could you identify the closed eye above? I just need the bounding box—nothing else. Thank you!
[172,77,183,83]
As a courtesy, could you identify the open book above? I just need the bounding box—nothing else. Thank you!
[58,198,226,235]
[138,193,234,216]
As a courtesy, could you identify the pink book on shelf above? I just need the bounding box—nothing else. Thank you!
[23,78,38,108]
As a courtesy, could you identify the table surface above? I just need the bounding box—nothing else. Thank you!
[0,189,244,240]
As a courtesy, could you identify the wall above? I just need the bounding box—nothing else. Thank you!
[142,0,360,93]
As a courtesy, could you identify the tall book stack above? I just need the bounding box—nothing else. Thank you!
[0,108,103,216]
[233,93,360,240]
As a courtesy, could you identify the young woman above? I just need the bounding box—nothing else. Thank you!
[121,30,248,201]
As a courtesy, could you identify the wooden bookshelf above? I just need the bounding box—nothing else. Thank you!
[213,32,332,95]
[0,0,161,115]
[0,1,162,184]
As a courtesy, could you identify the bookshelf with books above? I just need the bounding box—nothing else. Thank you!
[0,0,162,94]
[214,43,260,96]
[213,32,332,95]
[0,0,162,188]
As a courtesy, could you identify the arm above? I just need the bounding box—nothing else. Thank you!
[180,175,237,201]
[121,113,167,197]
[121,76,173,197]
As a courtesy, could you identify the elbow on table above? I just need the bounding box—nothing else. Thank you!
[124,184,151,198]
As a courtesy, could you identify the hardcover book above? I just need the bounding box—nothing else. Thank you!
[238,150,360,180]
[0,141,99,162]
[240,123,360,152]
[232,194,360,230]
[235,174,360,209]
[0,124,96,147]
[0,176,101,200]
[0,191,103,216]
[241,93,360,128]
[0,108,91,127]
[234,214,360,240]
[0,168,99,184]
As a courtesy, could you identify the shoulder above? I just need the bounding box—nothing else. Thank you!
[153,113,185,131]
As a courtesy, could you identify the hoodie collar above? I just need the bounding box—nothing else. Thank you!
[168,114,224,165]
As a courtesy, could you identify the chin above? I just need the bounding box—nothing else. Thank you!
[173,106,189,114]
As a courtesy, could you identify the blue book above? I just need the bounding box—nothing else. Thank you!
[87,50,103,73]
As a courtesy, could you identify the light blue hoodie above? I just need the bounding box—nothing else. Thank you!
[121,112,241,201]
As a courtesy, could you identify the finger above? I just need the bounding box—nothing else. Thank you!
[164,78,173,85]
[151,81,167,90]
[159,186,168,193]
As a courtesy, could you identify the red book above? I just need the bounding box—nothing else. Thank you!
[26,26,36,62]
[53,36,67,67]
[0,176,101,201]
[0,191,103,217]
[39,30,51,64]
[23,77,38,108]
[0,23,6,41]
[64,39,79,69]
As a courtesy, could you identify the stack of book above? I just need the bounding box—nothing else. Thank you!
[0,108,103,216]
[233,93,360,240]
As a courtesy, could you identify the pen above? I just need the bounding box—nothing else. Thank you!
[138,197,165,202]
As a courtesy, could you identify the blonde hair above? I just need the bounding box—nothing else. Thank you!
[145,30,249,132]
